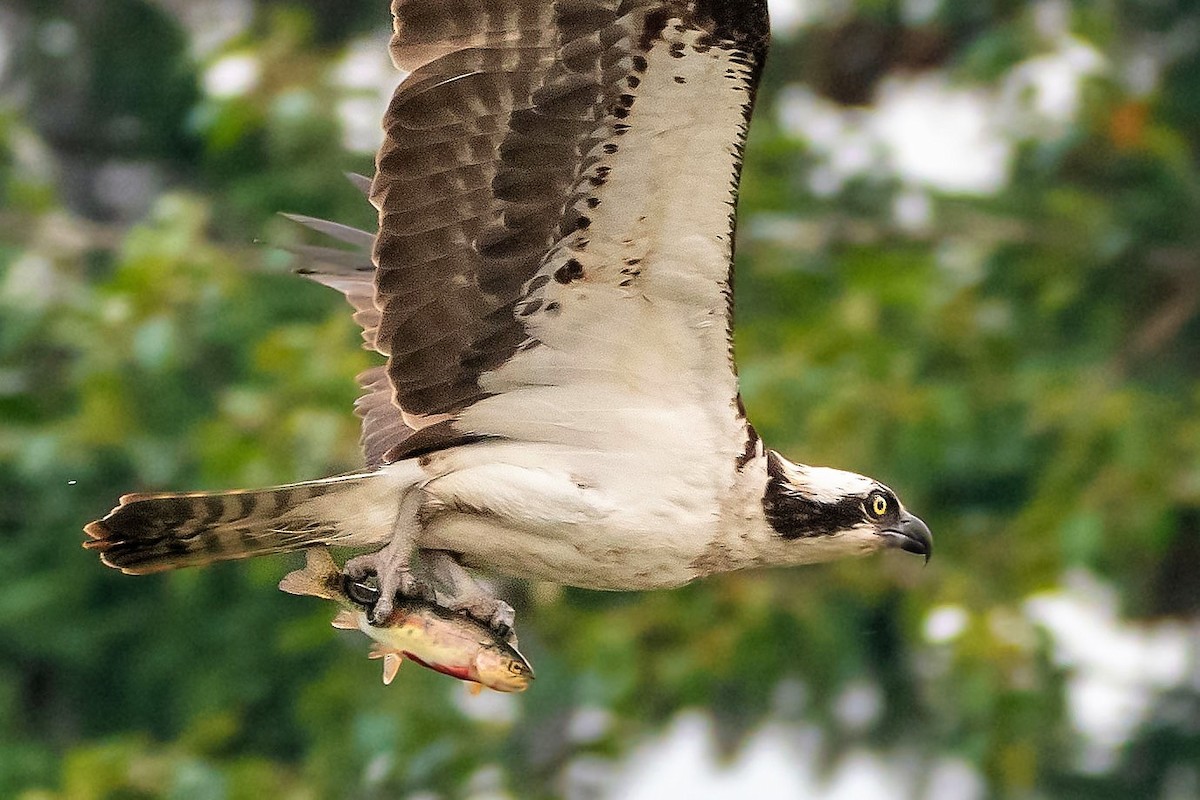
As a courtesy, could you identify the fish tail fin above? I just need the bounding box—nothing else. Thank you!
[279,547,343,600]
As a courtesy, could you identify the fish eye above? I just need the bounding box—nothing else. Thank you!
[343,575,380,607]
[869,493,889,518]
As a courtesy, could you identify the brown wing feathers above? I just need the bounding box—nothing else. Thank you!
[370,0,629,418]
[293,1,770,461]
[285,190,417,466]
[285,0,614,457]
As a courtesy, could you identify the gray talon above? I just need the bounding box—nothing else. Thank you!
[447,596,516,641]
[370,602,391,625]
[490,600,516,634]
[342,551,433,623]
[371,566,438,624]
[397,570,436,603]
[343,552,379,582]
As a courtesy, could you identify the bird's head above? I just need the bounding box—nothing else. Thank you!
[762,450,932,562]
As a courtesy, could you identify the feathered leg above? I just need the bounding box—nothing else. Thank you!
[344,487,432,622]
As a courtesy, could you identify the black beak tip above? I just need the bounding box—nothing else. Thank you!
[887,514,933,563]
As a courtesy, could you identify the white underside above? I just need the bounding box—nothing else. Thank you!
[415,437,732,590]
[374,436,887,592]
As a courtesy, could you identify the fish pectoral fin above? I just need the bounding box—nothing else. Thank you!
[467,682,484,696]
[381,653,403,685]
[331,609,358,630]
[366,645,404,684]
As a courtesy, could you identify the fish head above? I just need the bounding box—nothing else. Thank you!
[473,643,534,692]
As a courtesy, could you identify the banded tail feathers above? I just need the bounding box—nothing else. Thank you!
[84,472,402,574]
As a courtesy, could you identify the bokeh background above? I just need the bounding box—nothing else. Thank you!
[2,0,1199,797]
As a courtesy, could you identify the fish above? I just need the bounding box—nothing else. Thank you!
[279,548,533,693]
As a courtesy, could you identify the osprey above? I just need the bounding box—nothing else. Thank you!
[85,0,931,635]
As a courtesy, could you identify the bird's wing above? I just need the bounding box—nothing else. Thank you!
[286,198,428,468]
[372,0,769,457]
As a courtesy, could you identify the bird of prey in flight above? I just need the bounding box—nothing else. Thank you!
[85,0,932,637]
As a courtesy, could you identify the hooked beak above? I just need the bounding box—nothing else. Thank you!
[883,513,933,564]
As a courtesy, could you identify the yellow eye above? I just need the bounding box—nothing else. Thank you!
[871,494,888,517]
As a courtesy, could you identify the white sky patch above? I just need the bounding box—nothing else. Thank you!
[452,683,519,725]
[924,604,969,644]
[902,0,943,26]
[766,0,804,35]
[333,34,396,153]
[609,714,825,799]
[203,53,260,99]
[893,187,933,231]
[466,764,511,800]
[1001,37,1106,138]
[1033,0,1071,40]
[0,13,11,82]
[338,97,388,153]
[1122,48,1160,97]
[568,706,614,744]
[778,77,1011,198]
[159,0,253,58]
[335,34,395,90]
[778,29,1106,202]
[37,19,77,59]
[833,681,884,733]
[2,253,58,309]
[767,0,847,35]
[1025,569,1195,773]
[871,75,1012,194]
[926,758,987,800]
[609,713,985,800]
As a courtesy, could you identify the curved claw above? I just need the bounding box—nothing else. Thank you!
[491,621,513,643]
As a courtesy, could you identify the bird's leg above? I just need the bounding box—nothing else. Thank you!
[344,488,431,623]
[422,549,516,642]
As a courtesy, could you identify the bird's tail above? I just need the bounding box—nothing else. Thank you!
[84,471,403,574]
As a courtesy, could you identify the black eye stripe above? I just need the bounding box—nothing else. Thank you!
[765,490,869,539]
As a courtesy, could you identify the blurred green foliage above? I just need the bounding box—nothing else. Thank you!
[1,1,1198,798]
